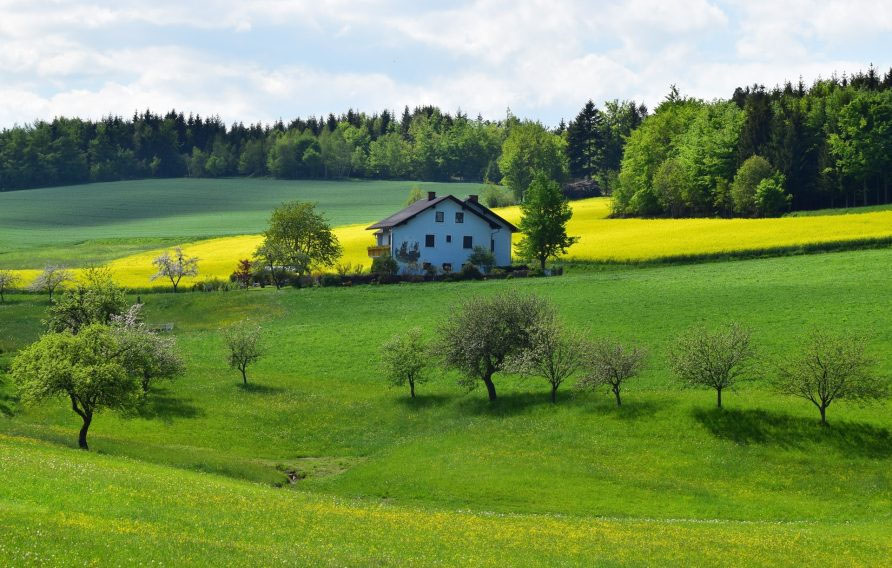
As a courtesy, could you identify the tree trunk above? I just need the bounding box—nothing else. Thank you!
[819,405,827,425]
[241,366,248,385]
[409,380,415,398]
[482,374,497,401]
[550,385,557,403]
[716,387,722,409]
[613,386,622,407]
[540,256,547,271]
[863,179,868,206]
[78,415,92,450]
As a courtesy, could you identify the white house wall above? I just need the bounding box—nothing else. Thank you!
[389,199,512,272]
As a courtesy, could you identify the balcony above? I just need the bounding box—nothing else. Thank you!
[367,245,391,258]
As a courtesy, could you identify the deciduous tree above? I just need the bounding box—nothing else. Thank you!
[29,265,73,302]
[439,292,553,401]
[668,322,755,408]
[259,201,342,276]
[0,269,21,303]
[10,324,140,450]
[774,330,888,425]
[515,173,578,270]
[380,327,430,398]
[151,247,199,292]
[223,320,264,385]
[577,339,646,406]
[507,321,586,403]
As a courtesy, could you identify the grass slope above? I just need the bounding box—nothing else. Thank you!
[0,178,483,269]
[1,249,890,560]
[2,434,888,567]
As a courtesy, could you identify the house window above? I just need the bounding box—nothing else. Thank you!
[455,212,464,223]
[446,235,452,243]
[442,263,452,273]
[435,211,444,222]
[463,236,473,249]
[425,234,435,247]
[422,262,432,271]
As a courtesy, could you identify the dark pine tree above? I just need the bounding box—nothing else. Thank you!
[566,100,605,180]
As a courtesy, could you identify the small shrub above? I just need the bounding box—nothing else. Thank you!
[467,245,496,273]
[320,274,342,287]
[378,274,401,285]
[371,256,399,276]
[488,268,508,279]
[460,264,483,280]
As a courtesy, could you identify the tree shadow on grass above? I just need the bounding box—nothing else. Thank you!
[395,393,453,409]
[591,398,663,420]
[237,382,285,394]
[692,407,892,459]
[127,386,205,423]
[456,391,569,417]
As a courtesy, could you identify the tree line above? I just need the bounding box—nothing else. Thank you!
[383,293,888,425]
[614,66,892,217]
[2,65,891,216]
[0,101,641,202]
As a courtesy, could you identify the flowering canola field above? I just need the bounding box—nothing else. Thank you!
[10,197,892,288]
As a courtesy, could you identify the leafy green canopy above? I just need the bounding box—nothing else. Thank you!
[255,201,342,277]
[515,173,579,269]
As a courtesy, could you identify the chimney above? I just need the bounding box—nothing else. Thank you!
[467,194,478,203]
[427,191,436,201]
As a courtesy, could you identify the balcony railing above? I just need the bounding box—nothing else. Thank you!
[367,245,391,258]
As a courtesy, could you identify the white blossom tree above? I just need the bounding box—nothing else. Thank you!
[151,247,199,292]
[112,304,185,393]
[29,265,73,302]
[0,269,21,303]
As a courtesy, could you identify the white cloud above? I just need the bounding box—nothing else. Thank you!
[0,1,888,127]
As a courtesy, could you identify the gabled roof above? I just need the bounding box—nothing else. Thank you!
[366,195,518,232]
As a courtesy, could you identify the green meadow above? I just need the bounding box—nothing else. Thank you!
[1,247,891,564]
[0,178,482,268]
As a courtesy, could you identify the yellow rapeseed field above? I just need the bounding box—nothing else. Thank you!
[10,197,892,288]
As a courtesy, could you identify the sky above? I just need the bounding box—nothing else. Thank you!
[1,0,890,128]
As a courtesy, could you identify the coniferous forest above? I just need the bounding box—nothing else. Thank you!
[2,66,891,218]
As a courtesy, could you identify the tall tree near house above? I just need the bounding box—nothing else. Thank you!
[259,201,342,276]
[379,327,430,398]
[0,270,21,303]
[668,322,755,409]
[223,320,264,385]
[150,247,199,292]
[29,265,73,302]
[10,324,141,450]
[774,330,888,425]
[439,292,553,401]
[515,172,578,270]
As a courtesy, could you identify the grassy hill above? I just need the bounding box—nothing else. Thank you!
[2,434,887,567]
[0,178,484,269]
[2,248,890,564]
